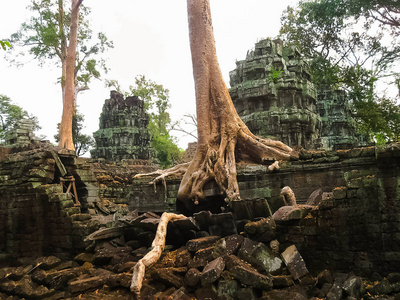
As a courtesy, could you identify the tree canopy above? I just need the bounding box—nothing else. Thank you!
[9,0,113,96]
[280,0,400,142]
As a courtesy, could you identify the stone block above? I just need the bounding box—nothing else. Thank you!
[185,268,201,287]
[306,188,323,206]
[225,255,273,290]
[217,279,239,298]
[69,276,104,294]
[272,205,313,222]
[186,236,220,252]
[189,246,215,269]
[201,257,225,286]
[272,275,294,288]
[281,245,309,280]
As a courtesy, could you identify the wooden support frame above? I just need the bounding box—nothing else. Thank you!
[60,176,80,206]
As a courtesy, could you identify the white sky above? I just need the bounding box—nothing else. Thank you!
[0,0,297,151]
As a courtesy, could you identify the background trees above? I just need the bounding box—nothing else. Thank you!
[0,95,40,142]
[9,0,113,151]
[280,0,400,142]
[107,75,182,168]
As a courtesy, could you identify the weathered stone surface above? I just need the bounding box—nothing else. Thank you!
[185,268,201,287]
[317,269,334,288]
[186,236,220,252]
[238,238,283,274]
[195,285,219,300]
[261,287,308,300]
[225,255,273,290]
[189,246,215,269]
[212,235,244,258]
[230,38,322,149]
[306,188,323,206]
[91,91,152,161]
[201,257,225,286]
[153,267,185,288]
[69,276,104,294]
[273,275,295,288]
[281,245,309,280]
[217,279,239,299]
[272,205,313,222]
[161,247,192,267]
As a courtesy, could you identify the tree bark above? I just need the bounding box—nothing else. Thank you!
[175,0,297,208]
[58,0,82,151]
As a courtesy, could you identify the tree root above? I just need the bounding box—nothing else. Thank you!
[130,212,187,296]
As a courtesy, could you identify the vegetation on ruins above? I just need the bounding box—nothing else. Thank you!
[280,0,400,142]
[0,40,11,50]
[8,0,113,151]
[54,110,94,156]
[0,95,40,142]
[107,76,182,168]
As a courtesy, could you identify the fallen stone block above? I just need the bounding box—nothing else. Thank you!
[153,267,185,288]
[225,255,273,290]
[238,238,282,275]
[201,257,225,286]
[35,256,62,270]
[281,245,309,280]
[185,268,201,287]
[186,236,220,252]
[161,247,192,267]
[14,275,55,299]
[189,246,215,268]
[235,287,257,300]
[217,279,239,299]
[195,285,219,300]
[213,235,244,258]
[273,275,295,288]
[173,217,200,231]
[244,217,276,236]
[69,276,104,294]
[272,205,313,222]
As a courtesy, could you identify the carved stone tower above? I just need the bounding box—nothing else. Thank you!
[91,91,152,161]
[229,38,322,149]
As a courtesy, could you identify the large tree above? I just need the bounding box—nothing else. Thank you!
[140,0,296,210]
[280,0,400,142]
[10,0,113,151]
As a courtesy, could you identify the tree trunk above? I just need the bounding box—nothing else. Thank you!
[176,0,297,208]
[58,0,82,151]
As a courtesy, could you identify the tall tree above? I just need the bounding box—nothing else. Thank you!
[10,0,113,150]
[54,110,94,156]
[140,0,296,209]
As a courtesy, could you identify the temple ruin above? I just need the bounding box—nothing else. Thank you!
[230,38,363,151]
[91,91,152,162]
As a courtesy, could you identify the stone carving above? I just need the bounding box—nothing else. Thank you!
[230,38,322,149]
[91,91,152,161]
[317,88,365,150]
[230,38,365,151]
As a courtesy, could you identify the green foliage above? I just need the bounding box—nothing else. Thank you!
[0,95,40,142]
[268,66,283,84]
[9,0,113,91]
[107,76,182,168]
[0,40,11,50]
[54,110,94,156]
[279,0,400,143]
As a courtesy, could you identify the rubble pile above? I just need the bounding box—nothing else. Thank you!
[1,206,400,299]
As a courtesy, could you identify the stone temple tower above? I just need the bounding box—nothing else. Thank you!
[91,91,152,161]
[229,38,322,149]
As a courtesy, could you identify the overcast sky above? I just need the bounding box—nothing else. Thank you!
[0,0,297,151]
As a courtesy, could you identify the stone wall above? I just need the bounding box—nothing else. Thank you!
[129,143,400,276]
[91,91,152,161]
[0,143,97,258]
